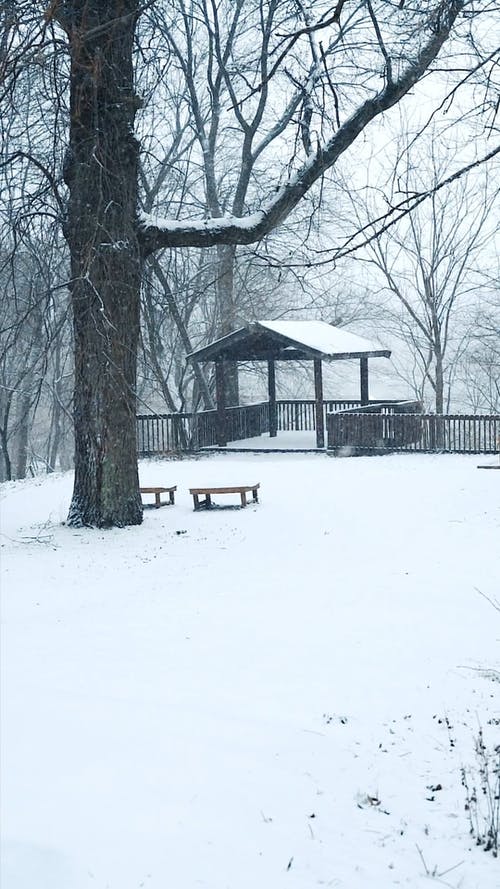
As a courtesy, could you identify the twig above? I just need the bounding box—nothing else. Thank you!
[475,587,500,612]
[416,843,433,876]
[437,860,464,878]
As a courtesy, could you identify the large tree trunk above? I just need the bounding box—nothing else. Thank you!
[64,1,143,527]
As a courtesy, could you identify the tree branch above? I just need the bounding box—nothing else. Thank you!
[139,0,465,254]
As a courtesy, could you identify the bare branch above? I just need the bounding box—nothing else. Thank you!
[139,1,466,253]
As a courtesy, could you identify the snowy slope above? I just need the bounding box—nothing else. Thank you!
[1,454,499,889]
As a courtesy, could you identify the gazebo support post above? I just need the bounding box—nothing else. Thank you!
[215,359,227,447]
[360,356,369,405]
[313,358,325,449]
[267,359,277,438]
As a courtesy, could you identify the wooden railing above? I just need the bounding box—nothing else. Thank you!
[137,400,500,455]
[137,412,194,454]
[224,402,270,443]
[137,399,370,453]
[327,410,500,454]
[137,401,270,454]
[193,402,270,448]
[276,399,370,431]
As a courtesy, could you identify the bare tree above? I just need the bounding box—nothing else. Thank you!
[0,227,72,481]
[458,284,500,412]
[356,151,497,413]
[144,0,367,402]
[3,0,495,525]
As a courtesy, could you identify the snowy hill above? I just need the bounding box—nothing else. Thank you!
[1,453,499,888]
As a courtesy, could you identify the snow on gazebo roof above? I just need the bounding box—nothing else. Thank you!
[187,319,390,363]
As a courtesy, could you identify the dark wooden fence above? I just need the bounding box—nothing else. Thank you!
[327,410,500,454]
[137,399,371,453]
[276,399,371,430]
[137,400,500,456]
[218,402,270,445]
[136,412,193,454]
[137,402,270,454]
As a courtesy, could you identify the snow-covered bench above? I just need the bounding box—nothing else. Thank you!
[140,486,177,508]
[189,484,260,510]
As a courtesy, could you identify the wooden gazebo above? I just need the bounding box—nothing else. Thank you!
[187,320,391,448]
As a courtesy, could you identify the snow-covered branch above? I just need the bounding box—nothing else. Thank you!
[139,0,464,255]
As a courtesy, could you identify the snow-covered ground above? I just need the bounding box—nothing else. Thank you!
[205,430,320,449]
[1,453,499,889]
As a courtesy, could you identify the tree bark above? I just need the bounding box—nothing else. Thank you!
[0,425,12,482]
[0,394,13,481]
[435,350,444,416]
[216,244,239,405]
[64,1,143,527]
[15,392,31,479]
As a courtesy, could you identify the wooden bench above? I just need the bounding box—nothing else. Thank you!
[189,484,260,510]
[140,486,176,508]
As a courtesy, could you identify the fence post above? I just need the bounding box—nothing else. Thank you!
[268,360,277,437]
[360,357,369,405]
[215,360,227,447]
[314,359,325,448]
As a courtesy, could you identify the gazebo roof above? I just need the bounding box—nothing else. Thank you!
[187,320,391,363]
